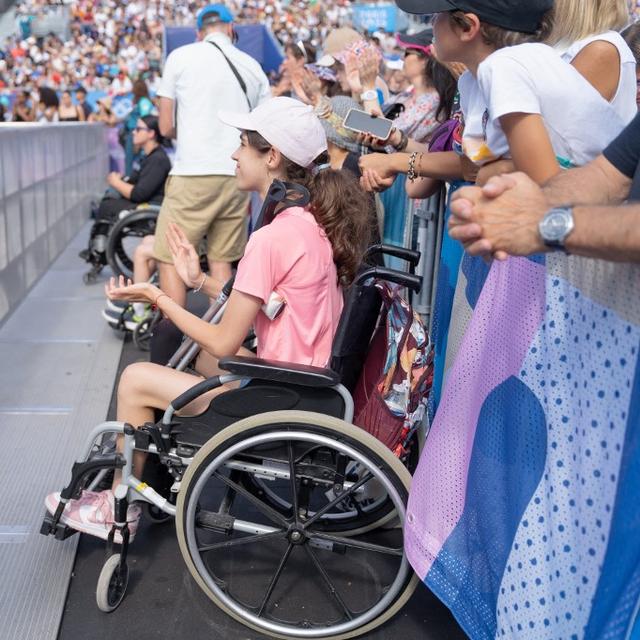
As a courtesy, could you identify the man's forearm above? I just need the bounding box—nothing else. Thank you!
[543,156,631,208]
[566,204,640,262]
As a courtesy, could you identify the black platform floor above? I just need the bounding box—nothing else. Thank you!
[58,334,467,640]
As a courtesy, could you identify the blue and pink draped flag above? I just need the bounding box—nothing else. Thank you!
[406,253,640,639]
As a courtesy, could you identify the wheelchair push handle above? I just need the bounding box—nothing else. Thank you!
[355,267,423,293]
[365,244,421,268]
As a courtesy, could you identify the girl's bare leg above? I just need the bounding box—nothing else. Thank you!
[114,362,227,484]
[114,347,255,487]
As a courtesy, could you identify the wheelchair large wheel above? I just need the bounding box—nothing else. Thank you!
[176,411,418,640]
[106,209,158,280]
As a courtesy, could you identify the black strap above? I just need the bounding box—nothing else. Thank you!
[209,41,251,110]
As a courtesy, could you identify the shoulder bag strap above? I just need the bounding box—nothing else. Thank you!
[209,41,252,110]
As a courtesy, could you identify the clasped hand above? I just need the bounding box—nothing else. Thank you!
[448,172,549,260]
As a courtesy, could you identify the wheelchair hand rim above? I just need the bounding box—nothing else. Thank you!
[183,428,412,639]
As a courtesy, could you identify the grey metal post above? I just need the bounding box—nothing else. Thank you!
[411,189,445,329]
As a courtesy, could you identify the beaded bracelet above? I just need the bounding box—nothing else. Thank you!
[407,152,419,182]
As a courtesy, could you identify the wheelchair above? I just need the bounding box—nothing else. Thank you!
[43,182,427,639]
[81,204,160,284]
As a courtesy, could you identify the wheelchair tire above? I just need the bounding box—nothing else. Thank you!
[106,209,158,280]
[176,410,418,640]
[96,553,129,613]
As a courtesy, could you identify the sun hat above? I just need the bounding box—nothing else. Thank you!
[218,97,327,168]
[394,0,553,34]
[305,63,338,83]
[317,27,361,67]
[196,3,234,30]
[318,96,361,154]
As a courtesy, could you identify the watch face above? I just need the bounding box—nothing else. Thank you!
[540,208,574,245]
[543,212,569,241]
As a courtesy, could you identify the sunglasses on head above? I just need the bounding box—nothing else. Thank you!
[404,46,431,58]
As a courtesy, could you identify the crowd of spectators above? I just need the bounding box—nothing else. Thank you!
[11,0,640,636]
[0,0,360,96]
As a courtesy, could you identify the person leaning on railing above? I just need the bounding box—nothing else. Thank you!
[448,112,640,263]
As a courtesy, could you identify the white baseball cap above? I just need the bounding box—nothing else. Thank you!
[219,97,327,168]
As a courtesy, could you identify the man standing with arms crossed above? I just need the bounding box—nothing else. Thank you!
[156,4,271,306]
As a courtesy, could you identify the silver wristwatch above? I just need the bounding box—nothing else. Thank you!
[538,206,575,250]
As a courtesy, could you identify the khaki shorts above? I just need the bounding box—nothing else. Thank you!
[153,175,249,263]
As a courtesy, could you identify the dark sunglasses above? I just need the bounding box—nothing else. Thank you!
[133,126,152,132]
[404,47,429,58]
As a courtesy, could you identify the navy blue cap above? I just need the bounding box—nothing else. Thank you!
[196,4,234,30]
[394,0,553,34]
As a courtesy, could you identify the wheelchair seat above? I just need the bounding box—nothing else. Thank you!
[173,379,346,449]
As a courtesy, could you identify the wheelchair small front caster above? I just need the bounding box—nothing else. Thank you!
[96,553,129,612]
[132,310,160,351]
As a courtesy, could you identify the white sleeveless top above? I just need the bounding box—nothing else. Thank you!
[560,30,637,125]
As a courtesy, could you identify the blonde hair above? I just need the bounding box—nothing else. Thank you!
[547,0,629,46]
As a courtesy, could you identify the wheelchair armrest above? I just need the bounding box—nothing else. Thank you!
[218,355,340,388]
[170,375,225,412]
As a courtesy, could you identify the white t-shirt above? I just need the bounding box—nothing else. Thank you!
[157,32,271,176]
[560,30,637,125]
[458,43,629,168]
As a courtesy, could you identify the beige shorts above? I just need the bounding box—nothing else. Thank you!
[153,175,249,263]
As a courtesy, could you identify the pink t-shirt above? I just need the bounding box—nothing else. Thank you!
[233,206,343,367]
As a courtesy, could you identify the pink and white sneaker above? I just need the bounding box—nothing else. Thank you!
[45,489,141,543]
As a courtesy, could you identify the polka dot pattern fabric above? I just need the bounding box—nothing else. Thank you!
[494,280,637,639]
[405,255,640,640]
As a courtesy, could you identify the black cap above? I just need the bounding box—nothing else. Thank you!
[396,28,433,53]
[395,0,553,34]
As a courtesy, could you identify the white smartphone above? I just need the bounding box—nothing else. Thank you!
[343,108,394,141]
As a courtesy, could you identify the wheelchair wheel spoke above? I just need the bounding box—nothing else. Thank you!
[302,471,374,529]
[308,531,403,557]
[197,530,284,553]
[257,543,294,617]
[304,545,353,621]
[287,442,300,524]
[213,471,290,528]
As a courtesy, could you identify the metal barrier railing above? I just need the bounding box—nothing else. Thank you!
[0,123,108,324]
[402,189,447,334]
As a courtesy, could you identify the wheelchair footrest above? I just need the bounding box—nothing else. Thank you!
[196,510,235,535]
[40,511,79,541]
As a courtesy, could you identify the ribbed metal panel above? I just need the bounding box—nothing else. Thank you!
[0,222,122,640]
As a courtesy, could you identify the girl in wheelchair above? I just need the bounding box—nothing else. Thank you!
[46,97,373,541]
